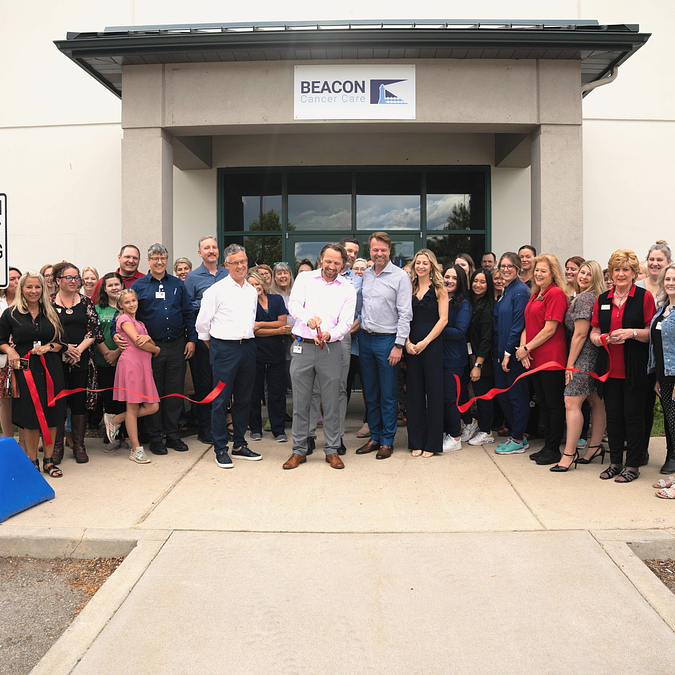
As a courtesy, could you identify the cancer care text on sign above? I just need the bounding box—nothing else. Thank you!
[294,65,415,121]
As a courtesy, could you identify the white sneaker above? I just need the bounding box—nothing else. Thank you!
[443,434,462,452]
[460,419,479,442]
[469,431,495,446]
[130,447,151,464]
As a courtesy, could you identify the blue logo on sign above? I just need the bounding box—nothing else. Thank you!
[370,79,408,105]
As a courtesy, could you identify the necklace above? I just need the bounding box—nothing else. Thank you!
[59,293,77,314]
[613,288,630,306]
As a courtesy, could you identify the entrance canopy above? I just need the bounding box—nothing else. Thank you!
[55,19,649,98]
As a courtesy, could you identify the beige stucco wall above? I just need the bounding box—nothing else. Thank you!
[0,0,671,275]
[122,59,581,131]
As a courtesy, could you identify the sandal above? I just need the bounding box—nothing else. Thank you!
[32,459,40,471]
[615,468,639,483]
[411,450,422,457]
[656,487,675,499]
[422,451,435,458]
[43,459,63,478]
[599,465,623,480]
[653,476,675,489]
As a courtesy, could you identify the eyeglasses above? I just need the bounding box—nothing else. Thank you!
[59,275,81,282]
[499,264,516,271]
[149,256,168,262]
[227,259,248,267]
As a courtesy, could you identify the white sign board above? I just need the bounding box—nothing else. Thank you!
[294,65,415,120]
[0,195,7,289]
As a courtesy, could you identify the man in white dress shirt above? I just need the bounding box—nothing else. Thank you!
[283,244,356,470]
[196,244,260,469]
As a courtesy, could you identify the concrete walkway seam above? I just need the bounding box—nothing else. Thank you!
[28,535,171,675]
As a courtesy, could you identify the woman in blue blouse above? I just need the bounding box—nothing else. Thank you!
[493,252,531,455]
[246,271,292,442]
[441,265,472,452]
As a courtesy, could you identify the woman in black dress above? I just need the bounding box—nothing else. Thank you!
[405,249,448,457]
[51,261,104,464]
[0,271,66,477]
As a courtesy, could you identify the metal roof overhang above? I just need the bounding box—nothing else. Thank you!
[53,19,650,99]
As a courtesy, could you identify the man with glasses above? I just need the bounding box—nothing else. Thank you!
[196,244,260,468]
[184,236,229,445]
[129,244,197,456]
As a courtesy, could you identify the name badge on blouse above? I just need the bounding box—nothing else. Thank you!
[656,323,663,331]
[155,291,165,299]
[601,304,611,310]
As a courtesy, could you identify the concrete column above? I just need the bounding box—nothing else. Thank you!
[530,124,583,261]
[121,128,174,260]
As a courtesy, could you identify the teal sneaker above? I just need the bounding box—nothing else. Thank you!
[494,438,529,454]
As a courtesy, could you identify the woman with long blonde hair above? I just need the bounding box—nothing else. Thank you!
[405,249,448,456]
[0,271,66,477]
[515,254,569,466]
[555,260,607,471]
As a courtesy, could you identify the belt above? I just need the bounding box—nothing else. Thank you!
[300,338,319,344]
[362,330,394,336]
[216,338,252,344]
[155,336,181,343]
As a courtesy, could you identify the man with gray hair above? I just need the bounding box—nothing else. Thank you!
[184,236,229,445]
[129,243,197,455]
[196,243,260,468]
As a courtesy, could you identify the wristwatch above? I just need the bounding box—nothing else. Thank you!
[476,362,483,369]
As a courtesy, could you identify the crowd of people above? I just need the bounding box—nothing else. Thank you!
[2,235,675,499]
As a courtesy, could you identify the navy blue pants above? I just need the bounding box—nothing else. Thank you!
[443,366,466,438]
[493,357,529,441]
[359,332,399,446]
[209,339,256,453]
[189,339,214,437]
[249,360,286,436]
[472,370,494,433]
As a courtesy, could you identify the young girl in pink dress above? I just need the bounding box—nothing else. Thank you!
[104,289,160,464]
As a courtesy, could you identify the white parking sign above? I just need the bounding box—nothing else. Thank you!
[0,195,6,288]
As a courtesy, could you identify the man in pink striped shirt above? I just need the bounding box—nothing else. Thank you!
[283,244,356,470]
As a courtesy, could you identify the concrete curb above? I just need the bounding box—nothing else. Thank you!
[593,529,675,633]
[0,527,171,675]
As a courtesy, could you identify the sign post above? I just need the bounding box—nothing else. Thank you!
[0,194,6,289]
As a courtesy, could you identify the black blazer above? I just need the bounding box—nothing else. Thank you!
[596,285,650,389]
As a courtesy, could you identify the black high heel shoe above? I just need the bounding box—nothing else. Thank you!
[550,451,579,472]
[577,444,605,465]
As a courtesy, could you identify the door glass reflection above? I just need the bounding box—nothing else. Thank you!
[426,194,472,231]
[287,195,351,231]
[356,195,420,230]
[242,195,282,232]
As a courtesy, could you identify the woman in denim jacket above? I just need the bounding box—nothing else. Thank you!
[648,263,675,479]
[493,252,531,455]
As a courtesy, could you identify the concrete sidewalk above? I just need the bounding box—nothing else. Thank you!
[2,401,675,673]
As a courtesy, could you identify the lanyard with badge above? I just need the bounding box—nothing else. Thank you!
[156,283,165,300]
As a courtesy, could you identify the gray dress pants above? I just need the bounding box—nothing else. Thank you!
[291,340,343,456]
[308,332,351,440]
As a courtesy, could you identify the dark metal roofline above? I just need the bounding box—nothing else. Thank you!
[54,20,650,99]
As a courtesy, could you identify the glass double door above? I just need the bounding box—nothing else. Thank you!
[287,233,418,273]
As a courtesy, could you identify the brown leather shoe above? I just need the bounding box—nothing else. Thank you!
[355,439,380,455]
[282,453,307,470]
[325,453,344,469]
[376,444,393,459]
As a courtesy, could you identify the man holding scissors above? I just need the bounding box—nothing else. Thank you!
[284,244,356,470]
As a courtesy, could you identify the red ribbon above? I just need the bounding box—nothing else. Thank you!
[455,335,612,413]
[21,351,55,446]
[19,350,226,448]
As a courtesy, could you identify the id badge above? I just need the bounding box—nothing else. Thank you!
[292,343,303,354]
[656,323,663,331]
[156,291,165,299]
[467,342,473,355]
[601,304,611,310]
